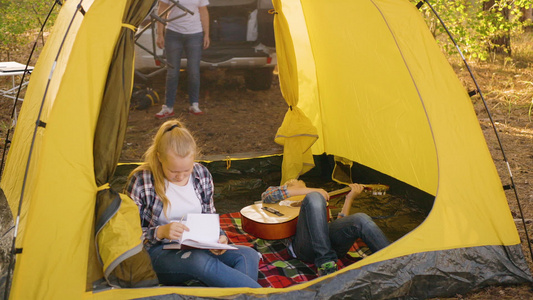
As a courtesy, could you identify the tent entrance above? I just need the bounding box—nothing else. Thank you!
[111,154,432,243]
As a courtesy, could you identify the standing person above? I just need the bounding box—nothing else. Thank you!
[155,0,210,118]
[125,120,261,288]
[262,180,390,276]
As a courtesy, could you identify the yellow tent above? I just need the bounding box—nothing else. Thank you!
[1,0,531,299]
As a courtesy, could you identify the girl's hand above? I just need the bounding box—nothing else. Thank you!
[203,35,210,49]
[156,33,165,49]
[210,235,228,256]
[158,222,189,241]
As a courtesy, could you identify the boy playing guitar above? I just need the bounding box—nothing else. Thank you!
[260,180,390,276]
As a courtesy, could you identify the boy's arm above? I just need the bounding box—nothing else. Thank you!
[261,186,289,203]
[262,185,330,204]
[286,187,329,201]
[338,183,363,218]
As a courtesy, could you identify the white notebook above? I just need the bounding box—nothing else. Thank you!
[163,213,237,250]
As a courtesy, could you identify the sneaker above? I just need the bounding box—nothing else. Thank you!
[155,105,174,119]
[189,103,204,115]
[317,261,338,276]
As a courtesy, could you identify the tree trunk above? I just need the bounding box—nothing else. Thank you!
[521,7,532,31]
[483,0,511,55]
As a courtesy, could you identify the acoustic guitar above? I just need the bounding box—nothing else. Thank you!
[240,184,389,240]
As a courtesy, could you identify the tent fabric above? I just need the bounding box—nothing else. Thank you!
[331,156,354,185]
[106,247,530,300]
[273,0,319,185]
[279,0,523,253]
[91,0,158,288]
[1,0,94,249]
[1,0,156,298]
[271,0,530,295]
[274,106,318,185]
[1,0,531,299]
[311,245,530,299]
[1,0,104,298]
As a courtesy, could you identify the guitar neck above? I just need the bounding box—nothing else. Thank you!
[327,184,390,197]
[328,186,352,197]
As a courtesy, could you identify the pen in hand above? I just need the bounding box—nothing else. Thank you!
[167,215,188,242]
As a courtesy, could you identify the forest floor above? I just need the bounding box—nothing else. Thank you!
[0,31,532,299]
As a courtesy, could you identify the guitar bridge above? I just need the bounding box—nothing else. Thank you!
[262,206,284,216]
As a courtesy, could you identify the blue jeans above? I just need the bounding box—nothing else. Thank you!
[164,30,203,107]
[148,244,261,288]
[292,192,390,267]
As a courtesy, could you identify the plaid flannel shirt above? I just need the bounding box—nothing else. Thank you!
[261,185,289,203]
[125,162,218,249]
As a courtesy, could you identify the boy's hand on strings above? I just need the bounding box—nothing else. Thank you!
[346,183,364,200]
[338,183,364,219]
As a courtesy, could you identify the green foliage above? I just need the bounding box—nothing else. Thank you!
[413,0,531,61]
[0,0,59,59]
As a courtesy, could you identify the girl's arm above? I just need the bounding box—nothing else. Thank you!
[199,6,210,49]
[156,1,170,49]
[125,171,159,244]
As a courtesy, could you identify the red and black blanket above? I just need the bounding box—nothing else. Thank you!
[220,212,371,288]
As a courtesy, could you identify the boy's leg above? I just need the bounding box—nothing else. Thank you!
[329,212,390,257]
[292,192,338,267]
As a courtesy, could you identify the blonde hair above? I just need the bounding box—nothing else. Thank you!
[129,119,198,215]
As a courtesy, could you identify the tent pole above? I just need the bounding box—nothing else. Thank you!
[0,31,46,180]
[0,1,65,178]
[0,0,63,182]
[1,2,67,299]
[419,0,533,261]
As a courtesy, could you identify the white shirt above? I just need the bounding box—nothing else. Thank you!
[161,0,209,34]
[158,174,202,225]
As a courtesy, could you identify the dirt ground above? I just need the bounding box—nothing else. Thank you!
[121,69,286,162]
[0,36,532,298]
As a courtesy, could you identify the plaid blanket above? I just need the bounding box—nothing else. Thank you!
[220,212,372,288]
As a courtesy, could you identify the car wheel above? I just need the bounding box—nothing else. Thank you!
[244,67,274,91]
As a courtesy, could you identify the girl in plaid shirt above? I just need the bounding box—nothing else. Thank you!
[125,120,260,288]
